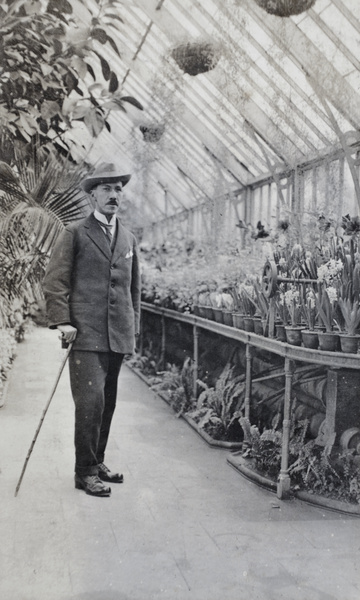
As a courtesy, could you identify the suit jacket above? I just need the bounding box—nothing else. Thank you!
[43,213,141,354]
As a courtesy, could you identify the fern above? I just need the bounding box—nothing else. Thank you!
[189,363,245,441]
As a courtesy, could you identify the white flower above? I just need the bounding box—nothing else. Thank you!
[317,259,343,284]
[284,287,300,308]
[327,286,337,304]
[306,289,316,309]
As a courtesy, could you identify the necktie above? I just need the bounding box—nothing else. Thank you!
[100,222,113,245]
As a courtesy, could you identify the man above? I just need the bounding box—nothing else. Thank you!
[43,163,141,497]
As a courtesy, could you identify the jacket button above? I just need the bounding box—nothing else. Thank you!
[111,283,115,288]
[110,300,115,305]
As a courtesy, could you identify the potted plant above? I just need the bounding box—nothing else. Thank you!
[338,296,360,353]
[253,281,270,336]
[238,283,257,332]
[274,285,289,342]
[196,283,212,319]
[171,41,221,76]
[300,287,319,349]
[230,284,247,329]
[253,0,316,17]
[283,286,303,345]
[315,285,339,351]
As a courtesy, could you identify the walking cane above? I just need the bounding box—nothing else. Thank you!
[14,339,73,497]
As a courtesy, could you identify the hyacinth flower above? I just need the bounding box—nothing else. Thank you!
[283,286,301,327]
[315,285,338,333]
[300,287,317,331]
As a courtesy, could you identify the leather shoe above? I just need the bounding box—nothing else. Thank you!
[98,463,124,483]
[75,473,111,497]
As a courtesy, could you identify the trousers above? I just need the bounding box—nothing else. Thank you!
[68,350,124,476]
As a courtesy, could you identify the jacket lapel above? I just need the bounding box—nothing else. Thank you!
[112,219,132,262]
[84,214,112,260]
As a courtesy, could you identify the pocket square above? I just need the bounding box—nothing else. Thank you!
[125,249,133,259]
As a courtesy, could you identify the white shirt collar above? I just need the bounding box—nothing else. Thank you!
[94,210,116,228]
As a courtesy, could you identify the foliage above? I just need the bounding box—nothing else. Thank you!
[140,238,259,314]
[0,148,89,326]
[0,0,143,159]
[240,402,309,480]
[125,349,157,378]
[300,286,316,331]
[252,279,269,320]
[188,363,245,441]
[289,444,360,505]
[0,328,18,384]
[282,285,301,326]
[315,285,338,333]
[151,357,196,416]
[235,281,257,316]
[240,414,283,479]
[338,297,360,336]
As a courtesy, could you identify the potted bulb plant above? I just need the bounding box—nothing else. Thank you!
[315,285,339,351]
[300,287,319,349]
[283,285,304,345]
[338,296,360,353]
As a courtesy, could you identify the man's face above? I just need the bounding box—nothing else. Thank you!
[91,182,123,217]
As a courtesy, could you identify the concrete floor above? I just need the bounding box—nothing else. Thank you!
[0,326,359,600]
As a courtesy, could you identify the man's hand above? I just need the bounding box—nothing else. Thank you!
[57,324,77,344]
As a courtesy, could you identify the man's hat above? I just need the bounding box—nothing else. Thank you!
[81,162,131,194]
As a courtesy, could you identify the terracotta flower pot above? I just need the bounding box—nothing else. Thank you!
[222,310,233,327]
[243,316,255,332]
[275,323,287,342]
[193,304,200,316]
[253,317,263,335]
[301,329,319,349]
[198,305,207,318]
[339,334,360,354]
[232,313,245,329]
[212,307,224,324]
[203,306,214,320]
[317,331,339,352]
[261,318,269,337]
[285,326,304,346]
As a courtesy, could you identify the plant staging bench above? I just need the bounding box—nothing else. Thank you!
[141,302,360,499]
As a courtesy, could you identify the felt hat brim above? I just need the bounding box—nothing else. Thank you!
[82,172,131,194]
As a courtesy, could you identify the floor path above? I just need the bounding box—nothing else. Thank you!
[0,326,359,600]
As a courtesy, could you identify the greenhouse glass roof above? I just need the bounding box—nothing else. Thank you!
[72,0,360,223]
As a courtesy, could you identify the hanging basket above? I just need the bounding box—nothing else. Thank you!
[139,124,165,143]
[253,0,316,17]
[171,42,220,76]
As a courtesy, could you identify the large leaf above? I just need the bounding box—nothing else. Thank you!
[120,96,144,111]
[109,71,119,93]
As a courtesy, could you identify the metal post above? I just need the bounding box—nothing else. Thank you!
[193,323,199,399]
[277,357,294,499]
[139,311,144,356]
[268,297,276,339]
[244,344,253,421]
[160,313,166,370]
